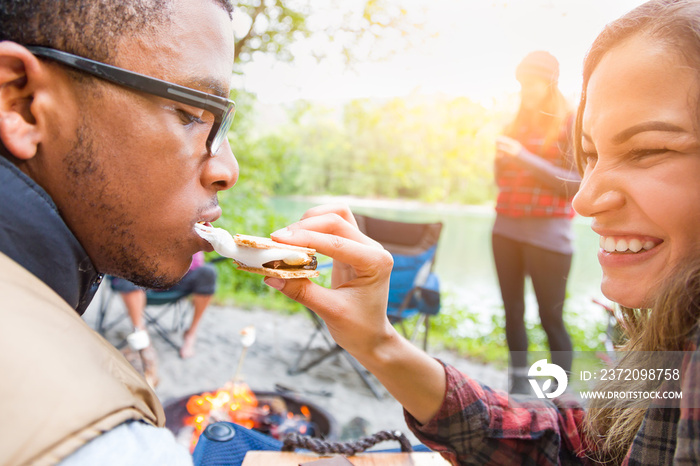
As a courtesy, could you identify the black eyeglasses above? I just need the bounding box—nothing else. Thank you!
[27,46,236,155]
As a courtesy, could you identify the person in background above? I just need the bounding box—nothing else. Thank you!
[492,50,580,393]
[265,0,700,463]
[113,251,218,387]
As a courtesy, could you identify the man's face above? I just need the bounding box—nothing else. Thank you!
[33,0,238,288]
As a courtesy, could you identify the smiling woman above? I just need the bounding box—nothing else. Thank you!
[569,1,700,461]
[573,30,700,311]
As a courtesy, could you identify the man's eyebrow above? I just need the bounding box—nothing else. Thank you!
[611,121,686,144]
[184,76,230,99]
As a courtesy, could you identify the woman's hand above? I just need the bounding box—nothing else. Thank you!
[266,203,447,424]
[495,135,524,159]
[265,204,396,356]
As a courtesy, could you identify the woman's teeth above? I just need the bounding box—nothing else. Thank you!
[600,236,655,253]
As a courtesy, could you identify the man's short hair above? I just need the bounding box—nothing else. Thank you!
[0,0,234,63]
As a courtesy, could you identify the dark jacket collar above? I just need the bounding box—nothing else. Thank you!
[0,157,101,314]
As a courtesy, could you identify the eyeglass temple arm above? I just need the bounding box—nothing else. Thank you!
[26,46,230,114]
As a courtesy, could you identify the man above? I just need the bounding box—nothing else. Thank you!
[0,0,238,463]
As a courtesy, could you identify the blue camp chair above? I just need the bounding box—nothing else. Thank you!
[288,213,443,398]
[355,213,442,349]
[93,275,192,352]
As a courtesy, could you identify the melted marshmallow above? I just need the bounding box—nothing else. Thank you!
[195,223,308,268]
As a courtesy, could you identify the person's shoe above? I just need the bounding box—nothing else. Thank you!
[509,366,533,395]
[126,328,151,351]
[509,375,532,394]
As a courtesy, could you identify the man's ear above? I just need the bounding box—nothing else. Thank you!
[0,42,45,160]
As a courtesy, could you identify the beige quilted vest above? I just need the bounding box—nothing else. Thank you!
[0,252,165,465]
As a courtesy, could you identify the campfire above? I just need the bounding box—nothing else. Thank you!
[165,326,337,452]
[182,381,317,452]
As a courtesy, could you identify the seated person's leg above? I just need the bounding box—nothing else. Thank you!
[111,277,159,388]
[166,264,217,358]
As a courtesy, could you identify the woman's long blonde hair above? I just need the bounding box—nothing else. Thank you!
[574,1,700,463]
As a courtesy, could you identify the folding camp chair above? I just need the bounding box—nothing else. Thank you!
[288,213,443,399]
[355,214,443,349]
[94,275,193,352]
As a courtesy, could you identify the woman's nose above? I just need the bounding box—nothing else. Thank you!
[572,163,625,218]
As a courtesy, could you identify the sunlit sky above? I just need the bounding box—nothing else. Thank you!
[234,0,648,106]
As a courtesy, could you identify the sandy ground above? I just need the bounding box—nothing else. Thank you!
[83,290,508,448]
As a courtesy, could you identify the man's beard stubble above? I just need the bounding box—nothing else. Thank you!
[65,120,181,289]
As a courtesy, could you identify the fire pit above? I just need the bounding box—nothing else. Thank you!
[163,385,339,451]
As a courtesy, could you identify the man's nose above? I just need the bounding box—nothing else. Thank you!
[205,139,238,191]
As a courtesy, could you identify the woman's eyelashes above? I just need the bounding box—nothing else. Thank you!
[579,146,669,167]
[627,147,669,160]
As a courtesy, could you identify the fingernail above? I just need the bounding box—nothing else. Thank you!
[264,277,285,290]
[272,227,292,237]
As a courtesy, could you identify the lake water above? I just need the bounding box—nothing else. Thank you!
[271,196,607,337]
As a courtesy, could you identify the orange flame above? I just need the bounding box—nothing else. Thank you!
[184,382,259,452]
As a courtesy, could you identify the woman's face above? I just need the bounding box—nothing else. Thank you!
[519,75,550,111]
[572,34,700,309]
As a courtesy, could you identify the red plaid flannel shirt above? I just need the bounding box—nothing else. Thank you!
[495,118,576,219]
[405,336,700,465]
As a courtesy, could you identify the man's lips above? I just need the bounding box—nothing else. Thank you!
[197,206,222,226]
[195,207,222,251]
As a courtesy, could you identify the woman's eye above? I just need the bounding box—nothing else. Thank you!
[628,148,669,159]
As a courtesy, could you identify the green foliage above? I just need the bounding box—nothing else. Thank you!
[256,95,506,204]
[211,89,305,311]
[417,292,608,367]
[211,4,609,366]
[213,90,511,316]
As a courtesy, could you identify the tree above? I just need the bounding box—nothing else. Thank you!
[233,0,309,64]
[233,0,431,66]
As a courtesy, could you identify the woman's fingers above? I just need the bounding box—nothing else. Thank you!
[263,205,395,354]
[273,212,382,250]
[299,203,358,228]
[274,227,392,278]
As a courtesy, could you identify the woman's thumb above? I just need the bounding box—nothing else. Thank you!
[264,276,315,309]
